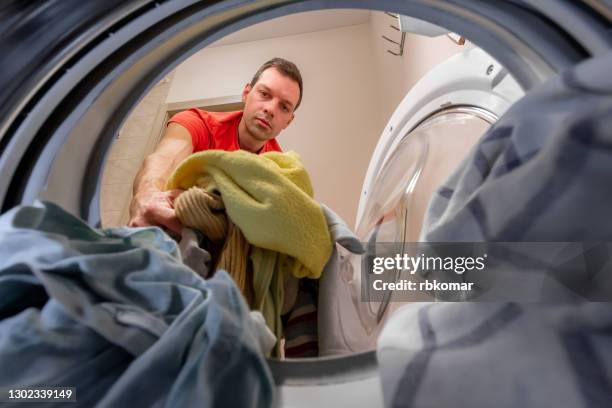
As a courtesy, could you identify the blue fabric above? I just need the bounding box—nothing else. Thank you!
[0,201,273,408]
[378,302,612,408]
[378,53,612,407]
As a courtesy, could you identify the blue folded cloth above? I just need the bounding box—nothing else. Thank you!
[379,53,612,408]
[0,201,273,408]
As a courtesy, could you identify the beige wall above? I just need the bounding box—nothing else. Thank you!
[100,74,173,227]
[368,11,472,130]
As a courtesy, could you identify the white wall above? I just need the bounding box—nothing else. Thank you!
[368,11,472,128]
[167,23,383,227]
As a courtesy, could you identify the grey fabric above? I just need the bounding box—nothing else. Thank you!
[321,204,364,254]
[379,53,612,408]
[178,227,211,277]
[0,201,273,408]
[318,205,365,355]
[249,311,277,356]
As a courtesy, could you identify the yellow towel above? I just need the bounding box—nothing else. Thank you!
[166,150,333,279]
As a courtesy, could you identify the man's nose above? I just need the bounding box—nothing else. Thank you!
[262,100,276,117]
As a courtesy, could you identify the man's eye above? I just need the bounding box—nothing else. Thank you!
[281,105,289,112]
[260,90,268,97]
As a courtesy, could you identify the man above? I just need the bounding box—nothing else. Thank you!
[128,57,303,234]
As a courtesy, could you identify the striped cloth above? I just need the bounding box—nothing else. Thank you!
[283,279,319,358]
[282,205,365,358]
[378,53,612,407]
[420,54,612,243]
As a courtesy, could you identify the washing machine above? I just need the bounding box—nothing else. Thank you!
[317,45,524,363]
[0,1,610,407]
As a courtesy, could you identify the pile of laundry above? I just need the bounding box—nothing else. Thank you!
[167,150,334,358]
[0,202,274,407]
[0,150,363,407]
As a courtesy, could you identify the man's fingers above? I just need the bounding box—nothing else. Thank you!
[167,189,184,205]
[155,206,183,235]
[127,190,184,235]
[128,217,144,228]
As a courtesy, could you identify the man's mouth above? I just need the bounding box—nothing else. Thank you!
[256,117,271,129]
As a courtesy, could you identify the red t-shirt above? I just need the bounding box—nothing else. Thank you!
[168,108,282,153]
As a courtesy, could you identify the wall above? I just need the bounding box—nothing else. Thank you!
[368,11,472,128]
[167,22,383,227]
[100,73,174,227]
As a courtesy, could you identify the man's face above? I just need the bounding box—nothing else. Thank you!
[241,67,300,142]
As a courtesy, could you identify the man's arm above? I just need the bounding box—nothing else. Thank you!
[128,123,193,234]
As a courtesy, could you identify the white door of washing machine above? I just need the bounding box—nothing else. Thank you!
[317,47,524,358]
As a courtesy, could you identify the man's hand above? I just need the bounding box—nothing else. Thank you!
[128,189,184,235]
[127,122,193,236]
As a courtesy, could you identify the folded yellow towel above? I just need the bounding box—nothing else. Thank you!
[166,150,333,279]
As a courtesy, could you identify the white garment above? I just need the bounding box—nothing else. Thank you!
[249,311,277,355]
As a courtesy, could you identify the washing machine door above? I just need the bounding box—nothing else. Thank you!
[357,47,523,233]
[317,47,524,356]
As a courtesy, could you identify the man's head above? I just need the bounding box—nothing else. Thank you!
[239,58,302,150]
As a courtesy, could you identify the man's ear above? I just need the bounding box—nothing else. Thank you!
[242,83,252,102]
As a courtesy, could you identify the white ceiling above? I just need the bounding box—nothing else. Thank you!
[209,9,372,47]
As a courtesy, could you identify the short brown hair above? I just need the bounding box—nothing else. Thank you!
[250,57,303,110]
